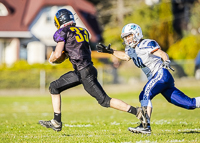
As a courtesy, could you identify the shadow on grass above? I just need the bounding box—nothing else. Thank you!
[61,133,120,137]
[178,131,200,134]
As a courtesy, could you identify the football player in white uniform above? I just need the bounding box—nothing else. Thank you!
[97,23,200,134]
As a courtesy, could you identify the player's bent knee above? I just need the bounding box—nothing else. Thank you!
[49,82,60,94]
[99,95,111,107]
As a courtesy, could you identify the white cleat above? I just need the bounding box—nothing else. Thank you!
[128,123,151,134]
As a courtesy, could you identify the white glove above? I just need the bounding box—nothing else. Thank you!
[162,60,174,71]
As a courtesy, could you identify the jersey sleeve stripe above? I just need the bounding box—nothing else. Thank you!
[151,48,159,54]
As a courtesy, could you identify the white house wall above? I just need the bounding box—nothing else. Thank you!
[5,39,20,66]
[0,41,4,64]
[27,41,45,64]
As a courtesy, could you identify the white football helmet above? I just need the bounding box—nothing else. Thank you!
[121,23,143,47]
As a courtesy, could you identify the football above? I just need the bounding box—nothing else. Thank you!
[55,51,69,63]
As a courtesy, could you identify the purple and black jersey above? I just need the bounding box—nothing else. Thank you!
[53,25,93,70]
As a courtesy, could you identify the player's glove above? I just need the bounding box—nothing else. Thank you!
[96,43,114,54]
[162,60,175,71]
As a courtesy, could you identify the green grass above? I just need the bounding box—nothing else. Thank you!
[0,87,200,143]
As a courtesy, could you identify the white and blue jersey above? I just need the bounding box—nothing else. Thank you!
[125,39,197,109]
[125,39,162,80]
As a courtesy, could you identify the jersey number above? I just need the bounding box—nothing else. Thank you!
[132,57,145,68]
[70,27,89,43]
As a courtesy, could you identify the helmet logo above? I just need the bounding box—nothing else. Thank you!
[60,15,66,21]
[130,25,137,30]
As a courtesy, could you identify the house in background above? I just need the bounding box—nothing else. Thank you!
[0,0,102,65]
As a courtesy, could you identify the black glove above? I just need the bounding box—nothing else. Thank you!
[162,60,175,71]
[96,43,114,54]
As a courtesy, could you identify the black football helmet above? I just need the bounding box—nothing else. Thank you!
[54,9,76,29]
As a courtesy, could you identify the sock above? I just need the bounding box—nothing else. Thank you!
[195,97,200,108]
[143,106,151,124]
[147,123,151,128]
[127,106,137,115]
[146,114,151,124]
[54,112,61,122]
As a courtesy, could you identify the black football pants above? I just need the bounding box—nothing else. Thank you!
[49,65,111,107]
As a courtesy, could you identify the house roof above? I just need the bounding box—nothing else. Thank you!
[0,0,101,42]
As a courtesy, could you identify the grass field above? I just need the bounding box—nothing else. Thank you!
[0,86,200,143]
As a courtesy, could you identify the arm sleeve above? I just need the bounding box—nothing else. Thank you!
[146,40,160,54]
[53,28,66,43]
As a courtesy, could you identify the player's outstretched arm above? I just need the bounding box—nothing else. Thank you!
[96,43,130,61]
[113,50,131,61]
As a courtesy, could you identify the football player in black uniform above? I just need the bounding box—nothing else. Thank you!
[38,9,147,132]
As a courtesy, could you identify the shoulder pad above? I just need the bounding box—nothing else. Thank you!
[53,28,66,43]
[147,40,158,48]
[139,39,159,48]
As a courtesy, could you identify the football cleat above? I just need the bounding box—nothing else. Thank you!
[128,123,151,134]
[38,119,62,131]
[136,107,147,128]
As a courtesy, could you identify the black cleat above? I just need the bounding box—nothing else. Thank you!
[38,119,62,131]
[128,123,151,134]
[136,107,148,128]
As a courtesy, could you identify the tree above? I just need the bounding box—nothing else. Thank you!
[168,35,200,59]
[168,1,200,60]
